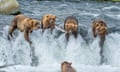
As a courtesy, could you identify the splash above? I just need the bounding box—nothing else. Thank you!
[0,25,120,72]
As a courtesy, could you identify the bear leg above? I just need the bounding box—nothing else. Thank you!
[73,31,78,39]
[65,32,69,41]
[24,28,32,45]
[8,23,17,40]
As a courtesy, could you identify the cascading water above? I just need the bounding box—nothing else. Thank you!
[0,0,120,72]
[0,24,120,72]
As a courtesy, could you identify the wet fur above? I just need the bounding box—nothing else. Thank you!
[64,16,78,41]
[8,14,40,44]
[92,19,107,64]
[61,61,76,72]
[92,19,107,48]
[41,14,56,34]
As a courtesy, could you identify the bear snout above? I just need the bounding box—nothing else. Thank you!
[49,19,55,24]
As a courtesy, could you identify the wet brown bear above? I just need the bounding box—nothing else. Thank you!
[64,16,78,41]
[41,14,56,34]
[92,19,107,48]
[8,14,40,44]
[92,19,107,64]
[61,61,76,72]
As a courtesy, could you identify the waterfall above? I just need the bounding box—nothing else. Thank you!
[0,25,120,72]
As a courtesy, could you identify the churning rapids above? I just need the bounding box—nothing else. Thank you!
[0,0,120,72]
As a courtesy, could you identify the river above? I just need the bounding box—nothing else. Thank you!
[0,0,120,72]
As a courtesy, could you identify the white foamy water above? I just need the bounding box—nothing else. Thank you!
[103,33,120,66]
[0,25,120,72]
[102,6,120,10]
[105,14,120,20]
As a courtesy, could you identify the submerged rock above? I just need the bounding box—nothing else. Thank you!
[0,0,21,15]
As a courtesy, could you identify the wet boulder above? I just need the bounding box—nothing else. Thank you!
[0,0,21,15]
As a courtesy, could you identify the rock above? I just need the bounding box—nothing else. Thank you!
[0,0,21,15]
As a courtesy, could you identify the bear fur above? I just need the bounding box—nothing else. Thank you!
[92,19,107,64]
[41,14,56,34]
[61,61,76,72]
[64,16,78,41]
[8,14,40,44]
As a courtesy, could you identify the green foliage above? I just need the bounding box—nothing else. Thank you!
[35,0,120,2]
[97,0,120,2]
[111,0,120,2]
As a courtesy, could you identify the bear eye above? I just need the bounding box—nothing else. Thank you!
[96,23,99,27]
[35,22,38,26]
[52,18,55,21]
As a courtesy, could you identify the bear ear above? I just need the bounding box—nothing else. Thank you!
[46,15,49,18]
[31,20,34,24]
[103,22,107,27]
[29,20,34,27]
[92,20,96,28]
[92,20,96,25]
[104,27,107,30]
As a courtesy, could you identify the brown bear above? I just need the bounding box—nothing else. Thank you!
[8,14,40,44]
[64,16,78,41]
[61,61,76,72]
[92,19,107,48]
[41,14,56,34]
[92,19,107,64]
